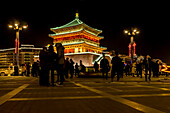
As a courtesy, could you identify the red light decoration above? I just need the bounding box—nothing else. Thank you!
[15,37,17,54]
[128,43,131,57]
[133,42,136,56]
[128,42,136,57]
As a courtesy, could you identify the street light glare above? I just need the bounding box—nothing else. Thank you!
[15,24,18,27]
[124,30,128,34]
[8,25,13,28]
[23,25,28,29]
[124,28,140,36]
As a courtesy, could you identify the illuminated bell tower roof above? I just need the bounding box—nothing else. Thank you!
[49,13,107,58]
[50,13,102,36]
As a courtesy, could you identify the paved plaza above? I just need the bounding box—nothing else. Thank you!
[0,76,170,113]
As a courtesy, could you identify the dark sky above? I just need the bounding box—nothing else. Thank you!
[0,0,170,64]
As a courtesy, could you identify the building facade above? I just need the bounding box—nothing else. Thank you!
[0,44,42,66]
[49,13,108,66]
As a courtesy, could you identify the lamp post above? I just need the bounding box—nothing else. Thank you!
[124,28,139,63]
[8,22,28,75]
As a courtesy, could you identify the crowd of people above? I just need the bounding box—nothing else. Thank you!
[20,47,165,86]
[20,62,39,77]
[100,52,164,82]
[39,43,86,86]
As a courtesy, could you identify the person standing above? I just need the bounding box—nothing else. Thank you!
[21,64,26,76]
[136,61,140,77]
[139,60,143,78]
[26,63,31,77]
[143,56,149,81]
[94,61,99,72]
[32,61,39,77]
[135,60,143,78]
[39,47,48,86]
[56,43,65,85]
[131,62,136,77]
[64,57,70,79]
[75,63,79,77]
[47,45,57,86]
[79,60,86,72]
[120,60,124,78]
[70,59,74,78]
[148,58,152,81]
[111,51,122,81]
[100,53,109,80]
[125,63,130,76]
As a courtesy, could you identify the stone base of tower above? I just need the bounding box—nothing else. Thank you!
[64,52,112,67]
[64,52,102,67]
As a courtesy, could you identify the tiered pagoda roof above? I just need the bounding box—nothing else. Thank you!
[49,13,103,37]
[49,13,107,54]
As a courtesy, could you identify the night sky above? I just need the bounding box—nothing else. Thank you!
[0,0,170,64]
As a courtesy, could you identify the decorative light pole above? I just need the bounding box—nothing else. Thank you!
[8,22,28,68]
[124,28,139,63]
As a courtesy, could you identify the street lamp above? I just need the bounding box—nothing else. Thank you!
[124,28,139,63]
[8,22,28,75]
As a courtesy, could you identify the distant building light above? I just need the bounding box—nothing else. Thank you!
[21,44,34,48]
[34,55,39,58]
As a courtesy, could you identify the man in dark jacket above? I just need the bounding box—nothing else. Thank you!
[47,45,57,86]
[143,56,152,81]
[39,47,48,86]
[111,51,122,81]
[100,53,110,80]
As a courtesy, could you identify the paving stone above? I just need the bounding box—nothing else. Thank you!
[125,96,170,113]
[0,76,169,113]
[0,99,142,113]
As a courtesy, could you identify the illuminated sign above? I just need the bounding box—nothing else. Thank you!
[162,64,170,73]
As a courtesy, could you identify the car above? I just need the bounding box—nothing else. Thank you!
[0,66,14,76]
